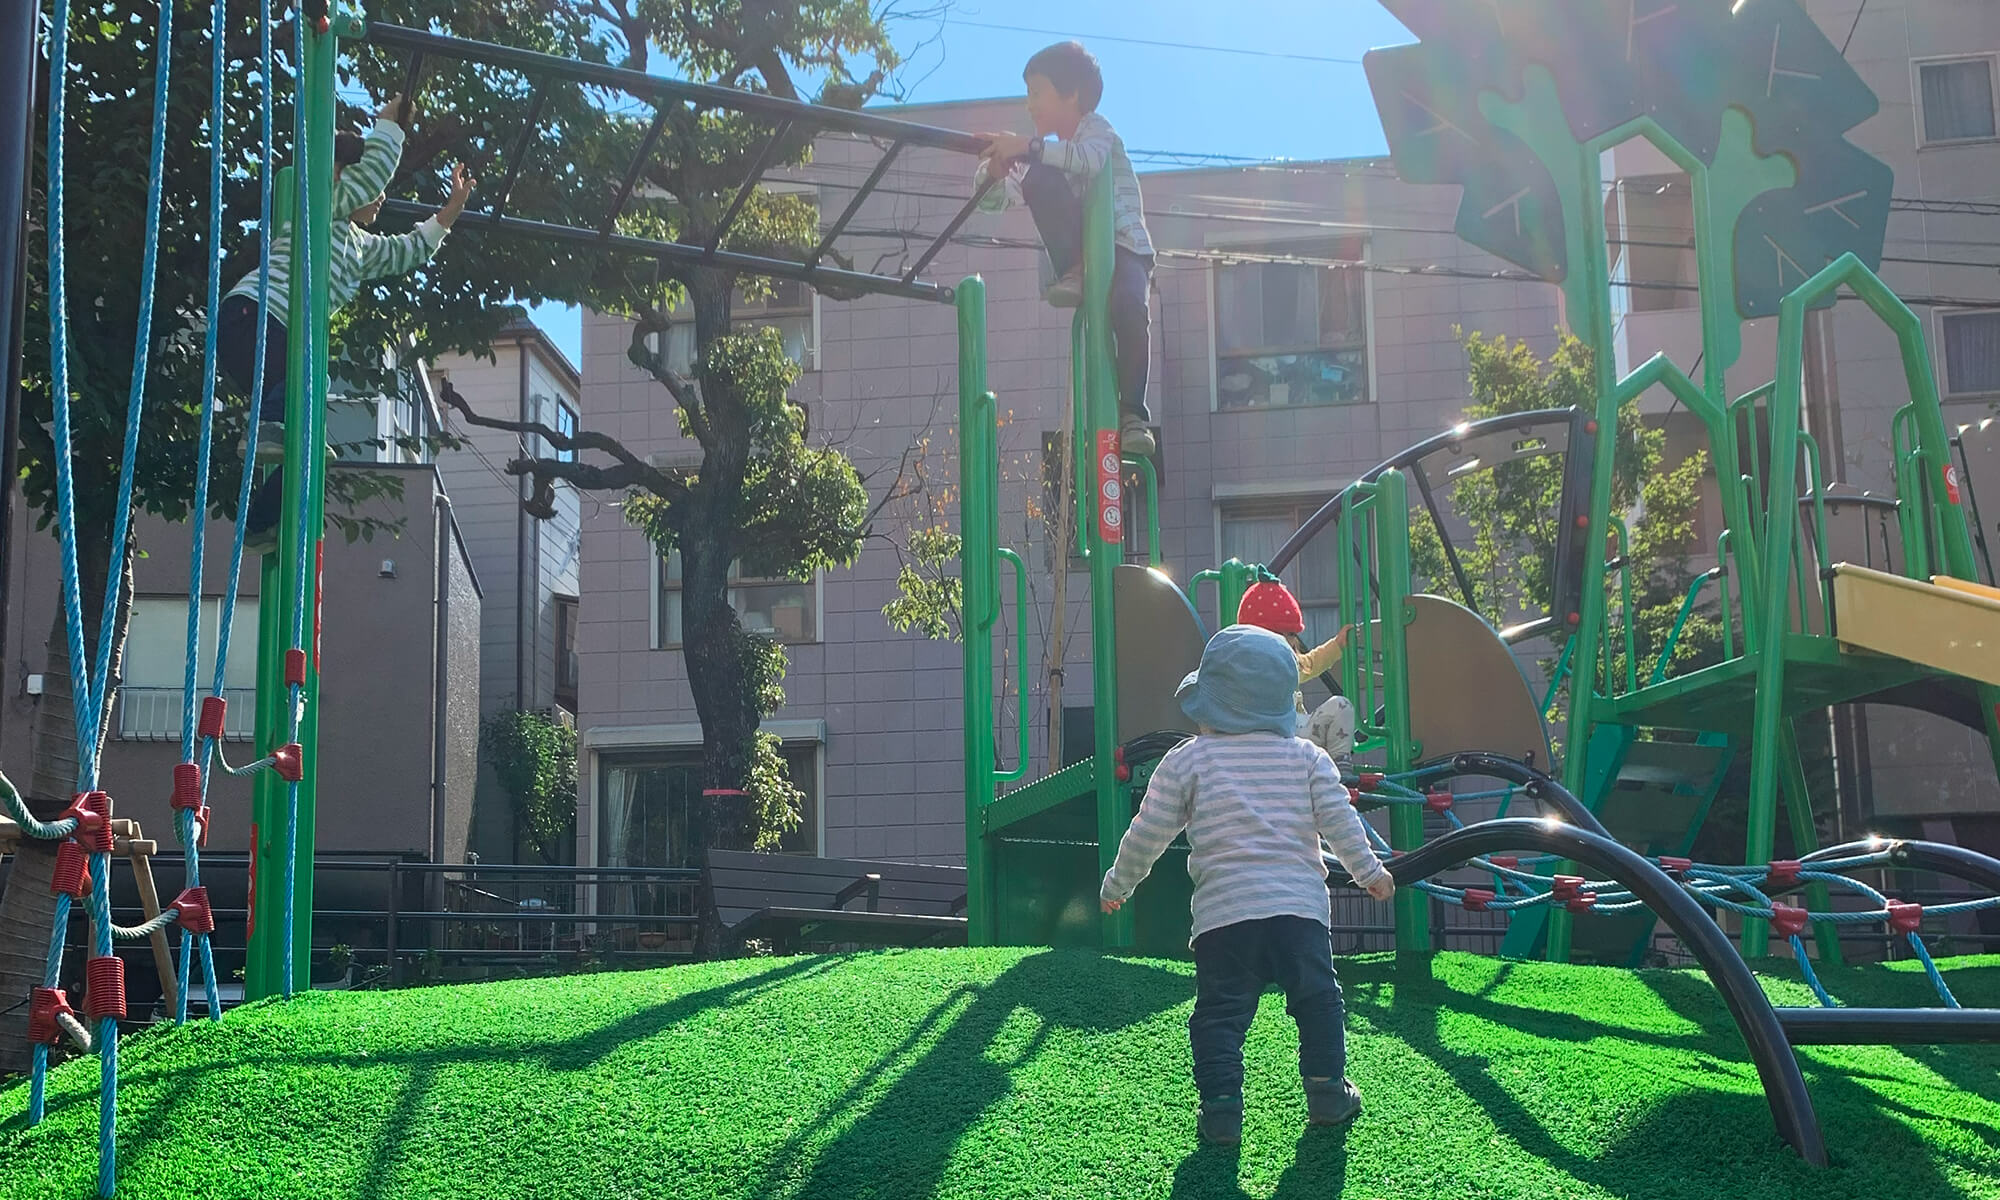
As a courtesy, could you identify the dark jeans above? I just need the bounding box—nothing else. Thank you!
[217,293,289,424]
[1189,915,1346,1101]
[1019,162,1152,422]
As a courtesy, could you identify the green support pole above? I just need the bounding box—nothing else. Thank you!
[1374,471,1426,950]
[956,276,995,945]
[1079,170,1130,947]
[1217,559,1254,627]
[246,14,336,1000]
[1776,721,1842,964]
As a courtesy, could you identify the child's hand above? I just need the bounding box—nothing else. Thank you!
[1365,874,1395,902]
[378,93,410,126]
[438,164,476,226]
[978,131,1033,164]
[1100,895,1124,914]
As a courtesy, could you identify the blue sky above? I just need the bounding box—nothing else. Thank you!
[527,1,1417,365]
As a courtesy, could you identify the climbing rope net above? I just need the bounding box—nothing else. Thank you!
[2,0,318,1194]
[1339,768,2000,1011]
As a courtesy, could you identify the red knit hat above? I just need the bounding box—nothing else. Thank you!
[1237,579,1304,635]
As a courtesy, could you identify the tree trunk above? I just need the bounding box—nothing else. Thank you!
[0,533,127,1074]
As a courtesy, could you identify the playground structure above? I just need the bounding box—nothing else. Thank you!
[6,0,2000,1193]
[953,0,2000,1169]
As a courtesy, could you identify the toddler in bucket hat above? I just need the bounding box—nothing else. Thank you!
[1176,624,1305,736]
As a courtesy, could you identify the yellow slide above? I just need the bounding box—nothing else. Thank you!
[1831,564,2000,687]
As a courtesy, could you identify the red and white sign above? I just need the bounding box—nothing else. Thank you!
[1096,429,1122,544]
[1944,463,1963,506]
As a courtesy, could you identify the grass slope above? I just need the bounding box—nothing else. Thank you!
[1,950,1996,1200]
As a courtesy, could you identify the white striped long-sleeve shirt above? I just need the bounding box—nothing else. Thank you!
[974,111,1154,257]
[226,119,448,327]
[1101,733,1389,942]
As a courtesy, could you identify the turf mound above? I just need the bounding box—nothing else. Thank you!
[2,949,1996,1199]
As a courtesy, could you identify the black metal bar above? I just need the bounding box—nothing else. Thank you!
[1366,817,1826,1166]
[707,118,795,256]
[379,198,955,304]
[0,0,33,676]
[487,85,548,225]
[602,105,672,238]
[1777,1007,2000,1045]
[363,22,990,156]
[1416,754,1611,835]
[807,139,905,268]
[386,860,401,988]
[397,53,424,125]
[1952,435,1996,586]
[902,175,1000,285]
[1804,838,2000,894]
[1412,461,1479,610]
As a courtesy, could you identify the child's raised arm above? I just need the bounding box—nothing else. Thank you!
[333,97,410,220]
[1031,111,1114,181]
[1099,747,1194,910]
[1307,748,1394,900]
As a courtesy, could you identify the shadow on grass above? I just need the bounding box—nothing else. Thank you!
[786,949,1194,1200]
[1166,1127,1350,1200]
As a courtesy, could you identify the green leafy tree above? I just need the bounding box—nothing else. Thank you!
[480,711,579,864]
[1407,331,1716,735]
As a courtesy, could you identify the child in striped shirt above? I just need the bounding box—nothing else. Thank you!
[974,41,1157,458]
[219,93,474,465]
[1100,624,1394,1145]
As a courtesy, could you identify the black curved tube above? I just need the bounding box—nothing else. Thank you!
[1372,818,1827,1166]
[1804,838,2000,894]
[1436,753,1612,837]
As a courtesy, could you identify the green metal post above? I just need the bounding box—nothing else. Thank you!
[1079,170,1130,947]
[247,17,335,1001]
[1217,559,1255,627]
[1375,470,1426,950]
[956,276,995,944]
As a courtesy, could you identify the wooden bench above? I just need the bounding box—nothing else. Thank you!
[703,849,968,952]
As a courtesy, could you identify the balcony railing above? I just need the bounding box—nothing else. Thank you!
[117,686,256,742]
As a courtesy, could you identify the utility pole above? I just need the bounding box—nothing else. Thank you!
[0,0,37,671]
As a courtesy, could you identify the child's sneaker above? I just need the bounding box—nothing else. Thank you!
[1043,268,1083,308]
[1119,413,1156,458]
[253,421,288,464]
[242,470,283,558]
[1305,1077,1362,1126]
[1197,1095,1243,1145]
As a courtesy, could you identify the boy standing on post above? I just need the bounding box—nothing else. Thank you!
[976,42,1157,458]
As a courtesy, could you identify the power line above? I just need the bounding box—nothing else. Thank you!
[938,19,1366,66]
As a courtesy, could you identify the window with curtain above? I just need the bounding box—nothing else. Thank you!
[598,743,820,895]
[1214,240,1368,410]
[1919,57,1998,144]
[655,549,817,646]
[1943,311,2000,397]
[117,596,259,740]
[647,277,817,373]
[1219,499,1342,645]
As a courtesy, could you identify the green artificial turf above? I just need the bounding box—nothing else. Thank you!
[1,949,1996,1199]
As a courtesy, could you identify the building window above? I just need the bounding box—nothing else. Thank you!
[554,594,579,713]
[1219,499,1343,645]
[1213,242,1368,410]
[649,277,819,374]
[1918,56,1999,145]
[117,597,259,741]
[654,549,817,647]
[1611,174,1696,314]
[552,400,578,464]
[1942,310,2000,397]
[598,742,820,872]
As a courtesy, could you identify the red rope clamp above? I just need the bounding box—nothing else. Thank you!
[85,956,127,1022]
[1887,901,1924,933]
[1551,874,1585,901]
[1461,887,1495,912]
[1424,789,1453,813]
[172,762,204,811]
[198,694,228,740]
[52,840,92,899]
[1658,856,1692,878]
[273,742,303,783]
[172,887,216,935]
[1487,855,1518,870]
[1356,772,1385,791]
[1114,764,1132,783]
[284,647,308,687]
[61,791,112,852]
[1770,903,1809,937]
[1766,860,1802,888]
[27,987,75,1045]
[1564,892,1598,914]
[196,804,213,849]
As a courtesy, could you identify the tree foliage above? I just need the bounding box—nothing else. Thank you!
[480,710,578,863]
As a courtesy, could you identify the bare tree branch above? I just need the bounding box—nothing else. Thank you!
[436,378,689,513]
[626,303,715,446]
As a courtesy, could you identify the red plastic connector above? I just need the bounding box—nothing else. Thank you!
[1112,745,1125,764]
[172,762,204,811]
[172,886,216,935]
[1887,901,1924,933]
[196,805,212,849]
[1345,785,1365,806]
[1551,874,1585,900]
[1488,855,1518,870]
[1658,856,1693,877]
[1574,514,1589,529]
[1566,611,1581,627]
[51,840,91,899]
[198,694,228,740]
[272,742,303,783]
[1114,764,1132,783]
[1770,904,1809,937]
[1565,892,1598,914]
[1766,860,1802,887]
[60,790,109,833]
[1356,772,1385,791]
[27,987,75,1045]
[1424,789,1454,813]
[1461,888,1495,912]
[285,648,308,687]
[85,956,126,1021]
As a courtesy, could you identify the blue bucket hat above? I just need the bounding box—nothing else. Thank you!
[1178,624,1303,737]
